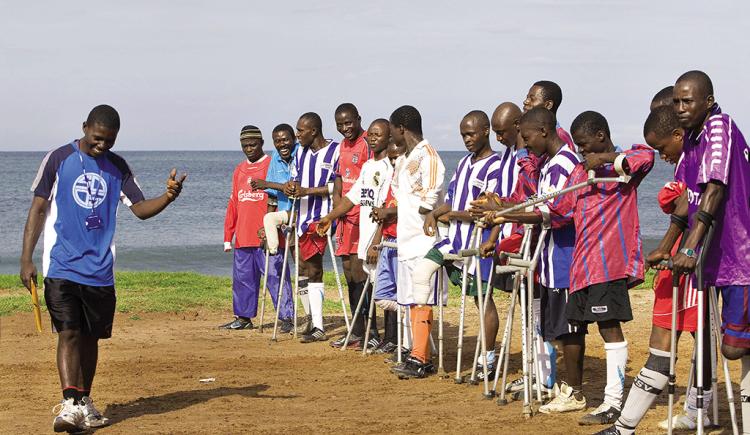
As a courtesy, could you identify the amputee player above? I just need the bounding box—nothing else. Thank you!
[492,109,654,425]
[317,119,394,351]
[417,110,503,379]
[387,105,446,379]
[221,126,293,333]
[20,105,186,433]
[283,112,340,343]
[328,103,374,349]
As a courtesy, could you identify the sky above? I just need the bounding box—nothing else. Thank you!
[1,0,748,151]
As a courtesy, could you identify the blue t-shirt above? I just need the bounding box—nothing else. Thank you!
[32,141,145,286]
[264,143,298,212]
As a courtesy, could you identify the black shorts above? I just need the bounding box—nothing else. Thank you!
[540,286,586,341]
[44,278,117,339]
[566,279,633,326]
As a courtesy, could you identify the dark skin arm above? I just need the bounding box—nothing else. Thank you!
[250,179,286,192]
[19,196,49,291]
[367,226,384,265]
[282,181,330,198]
[316,196,355,236]
[672,181,725,276]
[371,206,397,224]
[479,226,501,258]
[646,191,688,270]
[424,203,451,236]
[332,177,342,208]
[584,152,631,172]
[487,210,542,226]
[129,169,187,220]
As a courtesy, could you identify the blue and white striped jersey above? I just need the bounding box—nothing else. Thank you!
[494,144,520,240]
[290,139,340,234]
[538,142,579,289]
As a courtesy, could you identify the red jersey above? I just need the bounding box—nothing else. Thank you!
[224,155,270,248]
[542,144,655,292]
[382,187,398,239]
[336,132,372,223]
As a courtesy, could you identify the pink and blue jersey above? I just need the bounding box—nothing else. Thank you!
[31,142,145,286]
[676,105,750,286]
[436,152,502,280]
[537,143,580,289]
[543,144,655,293]
[290,139,340,234]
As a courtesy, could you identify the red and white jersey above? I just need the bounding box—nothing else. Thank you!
[337,132,372,223]
[391,139,445,260]
[224,155,270,248]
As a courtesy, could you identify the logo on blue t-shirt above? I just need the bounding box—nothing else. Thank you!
[72,173,108,209]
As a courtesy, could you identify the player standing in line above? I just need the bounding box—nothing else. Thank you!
[20,105,186,432]
[284,112,340,342]
[386,105,446,379]
[328,103,375,349]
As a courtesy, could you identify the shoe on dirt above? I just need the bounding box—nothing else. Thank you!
[373,341,398,355]
[330,334,361,349]
[391,356,431,379]
[593,426,623,435]
[52,398,86,433]
[474,362,497,382]
[509,381,556,402]
[505,375,537,393]
[538,382,586,414]
[387,347,411,364]
[658,413,711,430]
[297,315,312,335]
[218,317,253,330]
[300,327,328,343]
[579,402,621,426]
[361,336,381,352]
[279,319,294,334]
[80,396,109,428]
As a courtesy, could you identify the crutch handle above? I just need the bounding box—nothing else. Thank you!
[458,248,478,257]
[657,259,674,270]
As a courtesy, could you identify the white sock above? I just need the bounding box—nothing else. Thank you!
[604,341,628,410]
[402,307,412,349]
[685,386,712,420]
[532,298,554,387]
[616,348,670,434]
[298,279,311,316]
[308,282,324,331]
[741,355,750,434]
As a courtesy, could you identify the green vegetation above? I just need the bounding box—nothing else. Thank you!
[0,269,656,317]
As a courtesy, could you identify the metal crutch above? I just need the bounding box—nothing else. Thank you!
[326,232,351,333]
[271,199,297,340]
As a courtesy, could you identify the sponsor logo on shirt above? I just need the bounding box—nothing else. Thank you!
[359,187,376,207]
[591,305,608,314]
[321,162,334,172]
[686,188,701,206]
[238,189,265,202]
[352,153,359,164]
[72,173,107,209]
[471,179,487,190]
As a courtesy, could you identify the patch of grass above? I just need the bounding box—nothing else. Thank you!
[0,269,657,317]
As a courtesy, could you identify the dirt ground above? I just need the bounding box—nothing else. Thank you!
[0,290,740,434]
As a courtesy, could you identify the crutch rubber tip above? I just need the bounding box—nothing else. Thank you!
[468,379,479,385]
[454,378,464,384]
[496,398,508,406]
[483,392,495,400]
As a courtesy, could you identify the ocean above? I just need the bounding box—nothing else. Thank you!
[0,149,674,277]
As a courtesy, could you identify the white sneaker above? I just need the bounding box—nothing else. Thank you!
[81,396,110,428]
[658,413,711,430]
[52,398,85,433]
[538,382,586,414]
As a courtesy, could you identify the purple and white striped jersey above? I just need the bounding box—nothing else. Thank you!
[290,139,340,234]
[537,142,580,289]
[435,152,502,280]
[494,144,520,240]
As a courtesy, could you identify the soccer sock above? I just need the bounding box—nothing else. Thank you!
[615,348,670,435]
[402,307,413,350]
[409,306,433,364]
[685,386,712,421]
[62,387,83,404]
[299,278,311,316]
[741,355,750,433]
[532,298,554,387]
[383,309,398,344]
[604,340,628,410]
[308,282,324,331]
[349,280,365,337]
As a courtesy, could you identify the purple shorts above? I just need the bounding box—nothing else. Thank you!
[721,285,750,348]
[374,237,398,301]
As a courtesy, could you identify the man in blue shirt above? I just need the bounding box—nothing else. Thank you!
[20,105,186,433]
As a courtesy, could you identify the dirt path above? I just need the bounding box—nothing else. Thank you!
[0,290,738,434]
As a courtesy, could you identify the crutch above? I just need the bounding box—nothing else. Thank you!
[271,199,297,340]
[326,232,351,333]
[527,228,548,404]
[397,305,404,363]
[694,224,716,435]
[359,226,387,355]
[709,285,740,435]
[709,289,719,427]
[493,227,534,403]
[437,267,446,374]
[258,249,271,332]
[338,273,370,351]
[666,270,681,434]
[454,251,472,383]
[293,209,301,338]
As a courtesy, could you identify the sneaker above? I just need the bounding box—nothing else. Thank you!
[279,319,294,334]
[508,381,556,402]
[52,398,85,433]
[579,402,621,426]
[373,341,398,355]
[593,427,622,435]
[475,362,497,382]
[218,317,253,330]
[300,327,328,343]
[330,334,362,349]
[658,413,711,430]
[505,375,535,393]
[297,315,312,335]
[538,383,586,414]
[80,396,109,428]
[391,356,432,379]
[361,336,381,352]
[387,347,411,363]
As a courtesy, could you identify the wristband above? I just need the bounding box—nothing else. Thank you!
[695,210,714,228]
[670,214,688,231]
[223,242,232,251]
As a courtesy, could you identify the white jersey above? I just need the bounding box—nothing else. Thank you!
[290,139,340,234]
[495,144,520,240]
[392,139,445,260]
[344,157,394,261]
